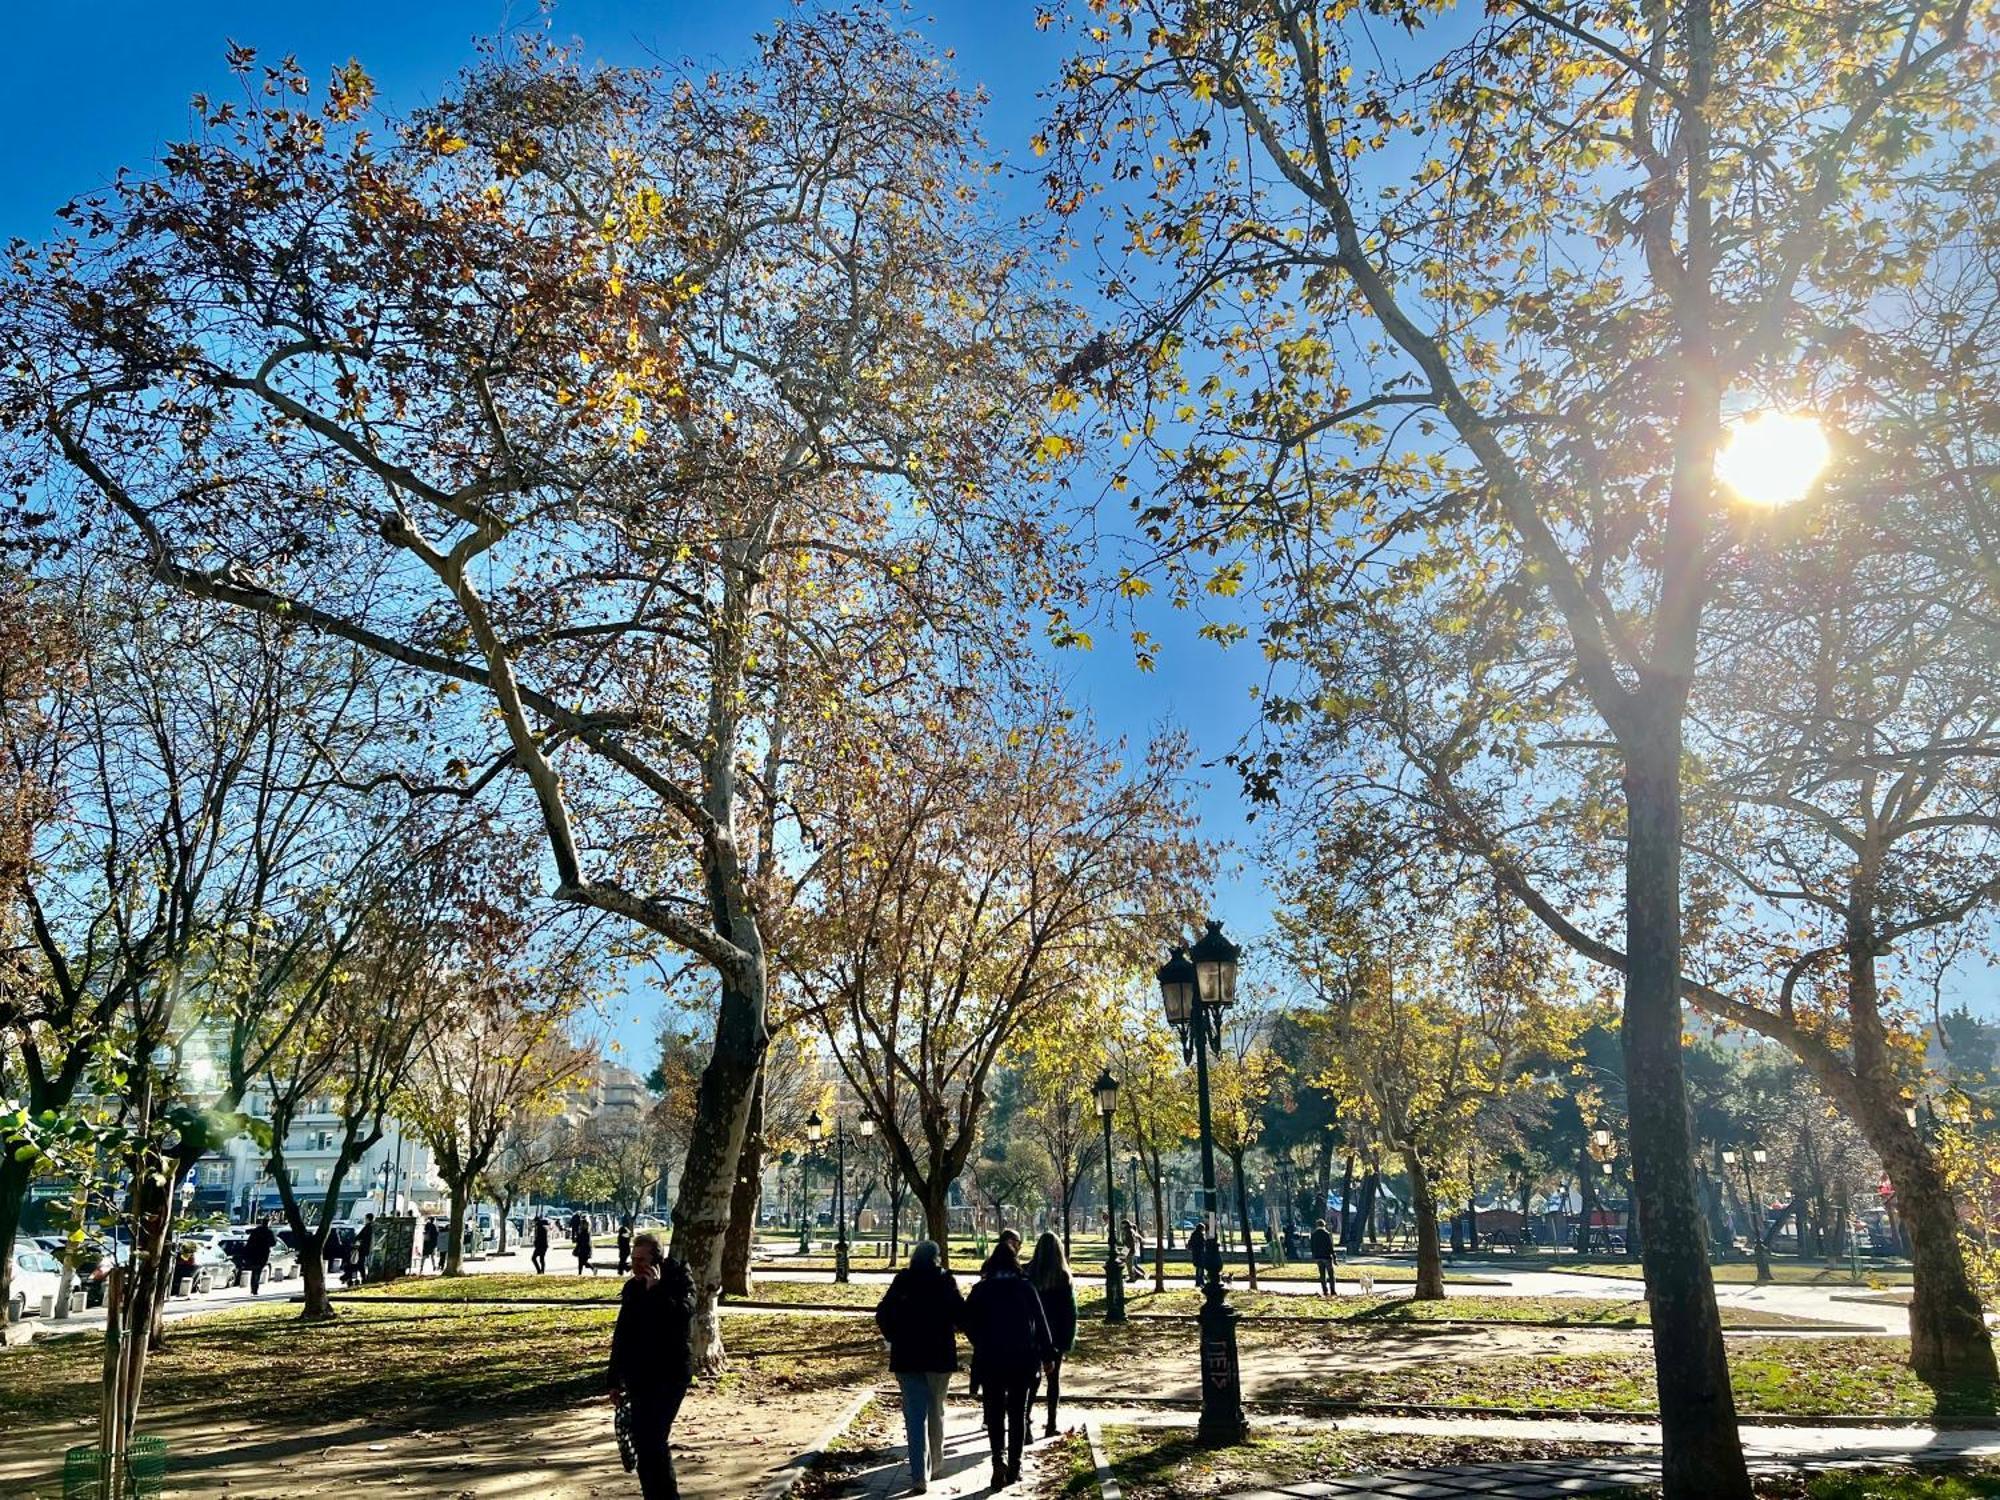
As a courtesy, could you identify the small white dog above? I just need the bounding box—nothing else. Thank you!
[1356,1267,1375,1296]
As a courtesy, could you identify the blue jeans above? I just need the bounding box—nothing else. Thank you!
[896,1370,950,1481]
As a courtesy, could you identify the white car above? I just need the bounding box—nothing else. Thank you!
[9,1246,65,1322]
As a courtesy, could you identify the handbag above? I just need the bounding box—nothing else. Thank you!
[613,1398,637,1473]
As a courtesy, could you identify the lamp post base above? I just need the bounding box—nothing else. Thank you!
[1196,1281,1247,1444]
[1104,1254,1126,1322]
[835,1238,851,1283]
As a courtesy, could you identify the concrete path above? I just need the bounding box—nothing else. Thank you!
[831,1389,1068,1499]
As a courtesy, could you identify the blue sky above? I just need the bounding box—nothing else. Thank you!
[0,3,1273,1068]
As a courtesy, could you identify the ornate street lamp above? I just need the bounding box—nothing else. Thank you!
[834,1110,852,1283]
[1722,1146,1773,1283]
[1157,918,1246,1444]
[803,1111,823,1255]
[1094,1068,1126,1322]
[856,1118,876,1267]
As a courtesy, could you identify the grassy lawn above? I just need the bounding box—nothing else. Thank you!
[1547,1258,1917,1288]
[0,1300,878,1430]
[721,1281,1817,1328]
[1073,1425,1643,1499]
[1067,1427,2000,1500]
[1215,1331,2000,1419]
[758,1254,1502,1286]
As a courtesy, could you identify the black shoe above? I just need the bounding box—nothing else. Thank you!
[1008,1461,1022,1484]
[991,1464,1009,1489]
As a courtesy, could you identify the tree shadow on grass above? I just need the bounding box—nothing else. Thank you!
[1917,1367,2000,1423]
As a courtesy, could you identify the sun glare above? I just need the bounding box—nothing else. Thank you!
[1716,410,1831,507]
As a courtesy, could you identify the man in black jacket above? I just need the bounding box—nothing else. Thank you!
[244,1218,276,1296]
[350,1213,375,1287]
[608,1232,695,1499]
[1310,1218,1337,1297]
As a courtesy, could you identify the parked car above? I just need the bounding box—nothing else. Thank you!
[9,1246,65,1321]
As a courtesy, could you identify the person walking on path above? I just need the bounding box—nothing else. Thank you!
[1120,1219,1142,1283]
[574,1214,595,1275]
[961,1232,1052,1490]
[617,1217,634,1276]
[874,1240,965,1494]
[350,1213,375,1287]
[1310,1218,1337,1296]
[1186,1221,1209,1292]
[608,1231,695,1499]
[244,1217,276,1296]
[1025,1233,1076,1438]
[532,1215,550,1275]
[421,1216,440,1273]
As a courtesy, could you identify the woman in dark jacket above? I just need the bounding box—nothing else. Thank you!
[960,1234,1052,1489]
[874,1241,965,1493]
[1025,1232,1077,1436]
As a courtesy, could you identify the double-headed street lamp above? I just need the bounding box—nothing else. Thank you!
[1721,1146,1772,1283]
[1093,1068,1126,1323]
[803,1111,824,1254]
[1156,917,1247,1445]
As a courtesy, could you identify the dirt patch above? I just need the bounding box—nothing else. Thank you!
[0,1379,863,1499]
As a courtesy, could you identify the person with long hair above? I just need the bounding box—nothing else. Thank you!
[874,1240,966,1493]
[960,1230,1052,1489]
[1025,1232,1077,1437]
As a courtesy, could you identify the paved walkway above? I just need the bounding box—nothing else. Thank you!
[832,1390,1069,1498]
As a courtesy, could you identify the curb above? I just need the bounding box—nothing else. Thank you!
[759,1385,877,1500]
[1085,1419,1122,1500]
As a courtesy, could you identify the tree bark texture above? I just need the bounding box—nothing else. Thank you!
[1230,1151,1258,1290]
[1622,723,1750,1498]
[722,1068,766,1298]
[446,1183,469,1277]
[0,1150,28,1343]
[1402,1145,1444,1300]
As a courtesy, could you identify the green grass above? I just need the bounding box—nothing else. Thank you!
[345,1271,623,1303]
[1095,1424,1638,1499]
[0,1300,879,1430]
[711,1280,1816,1328]
[1550,1258,1916,1288]
[1212,1332,2000,1419]
[1089,1425,2000,1500]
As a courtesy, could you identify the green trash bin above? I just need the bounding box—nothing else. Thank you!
[62,1435,167,1498]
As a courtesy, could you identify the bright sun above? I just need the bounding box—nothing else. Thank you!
[1715,410,1832,507]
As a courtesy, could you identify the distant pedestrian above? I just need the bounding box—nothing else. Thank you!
[617,1217,634,1277]
[421,1216,440,1272]
[1186,1221,1209,1291]
[244,1217,276,1296]
[1120,1219,1143,1283]
[1311,1219,1337,1297]
[351,1213,375,1287]
[532,1216,550,1275]
[1025,1233,1076,1438]
[875,1240,965,1493]
[575,1215,594,1275]
[608,1231,695,1500]
[961,1232,1052,1490]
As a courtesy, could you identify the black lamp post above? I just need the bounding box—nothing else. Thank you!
[803,1111,823,1254]
[834,1111,852,1283]
[1157,918,1247,1444]
[1094,1068,1126,1322]
[1723,1146,1772,1283]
